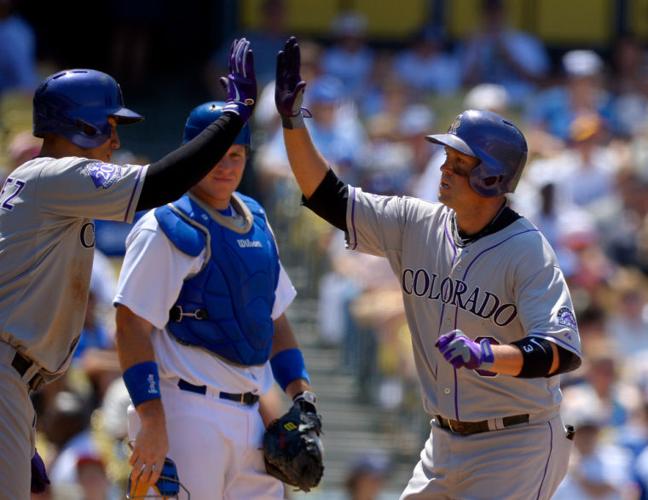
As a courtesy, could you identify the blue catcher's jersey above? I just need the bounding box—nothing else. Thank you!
[154,194,280,366]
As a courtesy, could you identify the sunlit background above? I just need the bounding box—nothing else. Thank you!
[3,0,648,498]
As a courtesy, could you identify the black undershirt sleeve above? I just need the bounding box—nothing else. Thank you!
[301,168,349,232]
[136,112,243,210]
[556,344,582,374]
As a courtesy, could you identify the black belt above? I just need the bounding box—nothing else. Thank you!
[11,352,44,392]
[435,414,529,436]
[177,379,259,406]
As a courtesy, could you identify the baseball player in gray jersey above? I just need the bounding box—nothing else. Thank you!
[275,37,582,500]
[0,38,256,499]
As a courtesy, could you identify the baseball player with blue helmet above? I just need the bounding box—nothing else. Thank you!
[113,98,321,498]
[0,38,256,498]
[275,36,582,499]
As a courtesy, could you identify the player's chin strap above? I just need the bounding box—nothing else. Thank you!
[127,458,191,500]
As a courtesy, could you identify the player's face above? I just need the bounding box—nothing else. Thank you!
[438,147,481,208]
[85,117,120,162]
[191,144,246,210]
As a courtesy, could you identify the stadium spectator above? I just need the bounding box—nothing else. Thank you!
[321,12,375,100]
[458,0,549,104]
[392,27,460,96]
[527,50,620,141]
[0,0,38,96]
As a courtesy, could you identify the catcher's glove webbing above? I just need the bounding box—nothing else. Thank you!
[263,394,324,492]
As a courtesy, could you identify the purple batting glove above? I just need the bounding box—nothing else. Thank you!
[220,38,257,122]
[31,449,50,493]
[275,36,307,129]
[435,330,495,370]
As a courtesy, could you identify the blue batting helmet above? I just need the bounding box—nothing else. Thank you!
[33,69,143,149]
[426,109,527,197]
[182,101,251,145]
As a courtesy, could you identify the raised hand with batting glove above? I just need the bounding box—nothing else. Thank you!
[435,329,495,370]
[275,36,307,129]
[263,391,324,492]
[221,38,257,122]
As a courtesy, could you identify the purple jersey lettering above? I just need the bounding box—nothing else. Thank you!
[0,178,26,211]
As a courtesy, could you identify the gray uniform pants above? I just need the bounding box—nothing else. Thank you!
[400,414,571,500]
[0,344,36,500]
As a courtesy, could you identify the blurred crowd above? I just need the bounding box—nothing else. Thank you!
[3,0,648,498]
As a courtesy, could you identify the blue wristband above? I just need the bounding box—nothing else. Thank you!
[123,361,161,407]
[270,348,310,391]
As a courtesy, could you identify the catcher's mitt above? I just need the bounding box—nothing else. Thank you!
[263,394,324,492]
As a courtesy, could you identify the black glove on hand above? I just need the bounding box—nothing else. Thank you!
[263,392,324,492]
[275,36,307,129]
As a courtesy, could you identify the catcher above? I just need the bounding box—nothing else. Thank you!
[114,38,323,499]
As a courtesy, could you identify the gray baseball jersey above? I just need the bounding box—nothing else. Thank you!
[0,156,146,376]
[346,187,581,422]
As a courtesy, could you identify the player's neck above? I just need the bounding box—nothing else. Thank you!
[190,190,232,211]
[39,137,109,162]
[454,199,506,236]
[39,143,75,159]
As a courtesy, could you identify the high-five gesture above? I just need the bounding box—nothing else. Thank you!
[276,36,307,129]
[222,38,257,122]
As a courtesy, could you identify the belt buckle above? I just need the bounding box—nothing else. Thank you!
[436,416,453,432]
[447,420,461,434]
[448,419,470,435]
[441,417,455,433]
[239,393,246,404]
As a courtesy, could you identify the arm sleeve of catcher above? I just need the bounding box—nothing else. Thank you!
[301,168,349,232]
[512,337,581,378]
[137,112,244,210]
